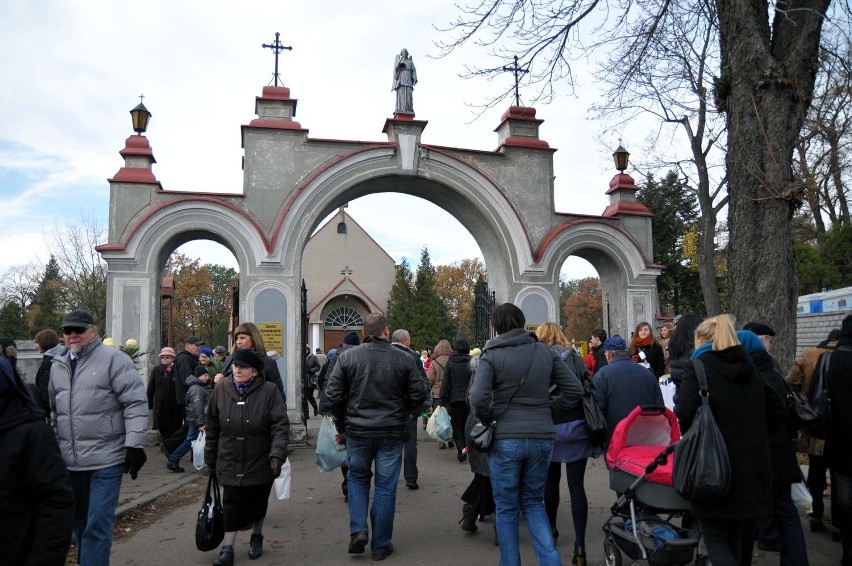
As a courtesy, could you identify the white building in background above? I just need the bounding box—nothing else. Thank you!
[797,286,852,315]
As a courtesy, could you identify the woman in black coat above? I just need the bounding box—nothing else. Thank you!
[737,329,808,566]
[674,315,775,566]
[628,321,665,377]
[440,339,473,462]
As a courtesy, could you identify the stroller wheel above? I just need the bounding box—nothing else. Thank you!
[604,534,622,566]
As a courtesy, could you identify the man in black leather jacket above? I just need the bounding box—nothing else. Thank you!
[324,313,427,561]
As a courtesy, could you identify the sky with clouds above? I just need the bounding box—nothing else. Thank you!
[0,0,651,280]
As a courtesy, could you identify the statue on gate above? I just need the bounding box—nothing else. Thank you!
[392,48,417,114]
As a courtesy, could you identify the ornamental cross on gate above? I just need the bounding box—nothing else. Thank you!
[502,55,529,106]
[262,32,293,87]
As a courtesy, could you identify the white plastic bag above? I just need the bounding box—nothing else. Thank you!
[427,405,453,442]
[274,460,291,500]
[791,481,813,515]
[191,431,206,471]
[315,416,347,472]
[659,377,676,411]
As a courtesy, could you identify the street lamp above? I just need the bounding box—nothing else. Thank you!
[130,98,152,134]
[613,144,630,172]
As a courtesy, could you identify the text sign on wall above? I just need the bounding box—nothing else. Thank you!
[258,322,284,354]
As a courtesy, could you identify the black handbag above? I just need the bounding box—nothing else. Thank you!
[469,347,537,452]
[581,376,607,447]
[195,469,225,552]
[672,359,732,503]
[786,382,818,430]
[802,350,835,439]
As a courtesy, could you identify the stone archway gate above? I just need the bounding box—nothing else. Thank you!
[98,85,661,437]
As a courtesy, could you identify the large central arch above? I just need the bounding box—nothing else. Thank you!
[99,86,661,439]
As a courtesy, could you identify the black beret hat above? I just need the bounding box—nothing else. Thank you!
[194,366,210,378]
[231,348,265,372]
[742,321,775,337]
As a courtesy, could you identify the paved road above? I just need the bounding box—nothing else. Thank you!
[110,422,843,565]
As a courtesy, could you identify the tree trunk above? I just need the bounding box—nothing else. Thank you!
[829,136,851,225]
[716,0,828,371]
[698,209,722,315]
[797,144,827,245]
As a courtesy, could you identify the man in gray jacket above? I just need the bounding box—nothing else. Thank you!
[49,310,148,566]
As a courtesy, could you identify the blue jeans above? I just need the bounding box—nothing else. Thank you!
[489,438,562,566]
[346,436,404,555]
[68,463,124,566]
[168,424,200,467]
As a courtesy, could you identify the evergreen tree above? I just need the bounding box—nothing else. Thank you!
[637,171,704,316]
[386,258,416,334]
[0,301,28,339]
[28,256,63,336]
[410,247,456,350]
[821,224,852,289]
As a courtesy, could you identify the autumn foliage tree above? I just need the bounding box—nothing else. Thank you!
[163,252,237,348]
[434,258,486,338]
[560,277,603,342]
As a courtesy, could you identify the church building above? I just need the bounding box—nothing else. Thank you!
[302,207,396,352]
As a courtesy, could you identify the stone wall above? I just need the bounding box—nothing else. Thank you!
[795,312,848,356]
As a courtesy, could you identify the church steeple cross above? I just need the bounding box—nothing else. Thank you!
[502,55,529,106]
[262,32,293,87]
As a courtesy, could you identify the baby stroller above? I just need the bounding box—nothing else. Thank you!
[602,405,706,566]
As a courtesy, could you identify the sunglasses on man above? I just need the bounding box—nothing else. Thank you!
[63,327,89,335]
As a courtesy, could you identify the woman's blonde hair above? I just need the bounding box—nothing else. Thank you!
[695,314,739,350]
[536,322,570,348]
[232,322,266,354]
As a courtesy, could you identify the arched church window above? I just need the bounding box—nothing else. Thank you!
[325,307,363,328]
[337,221,347,234]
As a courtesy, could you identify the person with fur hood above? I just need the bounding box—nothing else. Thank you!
[426,339,453,449]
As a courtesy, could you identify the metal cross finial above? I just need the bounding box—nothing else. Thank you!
[138,94,145,104]
[502,55,529,106]
[261,32,293,87]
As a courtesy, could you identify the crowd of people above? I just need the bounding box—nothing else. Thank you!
[2,305,850,566]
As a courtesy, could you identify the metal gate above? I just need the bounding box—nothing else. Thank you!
[473,279,496,348]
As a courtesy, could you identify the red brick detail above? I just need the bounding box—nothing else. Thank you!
[500,106,538,121]
[119,135,154,158]
[260,86,292,100]
[247,118,305,130]
[606,172,639,194]
[601,201,652,217]
[500,138,550,149]
[392,112,415,121]
[109,167,158,184]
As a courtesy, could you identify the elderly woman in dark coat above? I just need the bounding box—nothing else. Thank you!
[205,349,290,566]
[674,315,776,566]
[146,347,183,445]
[468,303,583,566]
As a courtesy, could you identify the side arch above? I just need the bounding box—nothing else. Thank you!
[535,221,662,337]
